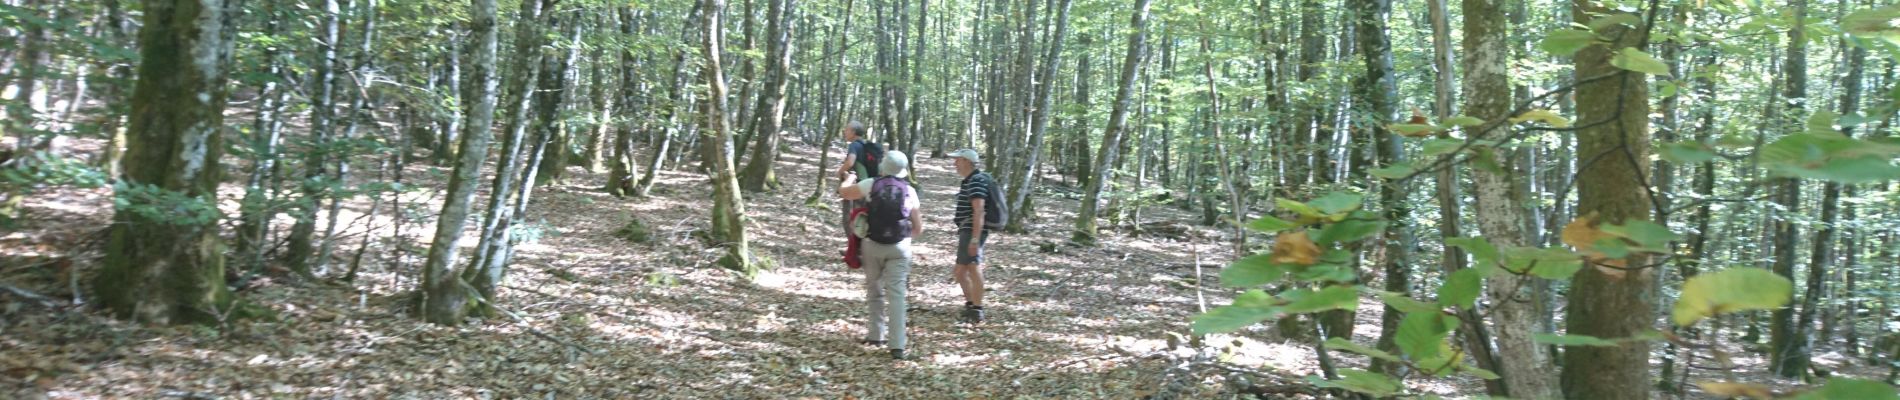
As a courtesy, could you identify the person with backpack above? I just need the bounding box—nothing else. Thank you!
[833,121,883,236]
[837,150,922,360]
[947,149,1005,324]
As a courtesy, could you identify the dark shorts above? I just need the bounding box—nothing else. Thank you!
[956,228,991,265]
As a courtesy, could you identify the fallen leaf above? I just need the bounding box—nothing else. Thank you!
[1696,381,1775,399]
[1270,231,1322,266]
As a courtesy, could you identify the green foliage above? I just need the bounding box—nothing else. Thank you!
[1611,48,1671,76]
[1532,333,1619,347]
[1324,337,1401,363]
[1219,255,1286,287]
[1843,5,1900,46]
[1281,285,1360,314]
[1437,268,1481,310]
[1659,141,1718,164]
[1673,267,1793,326]
[1245,215,1297,233]
[112,182,222,227]
[1760,131,1900,183]
[1309,369,1402,397]
[1540,29,1600,56]
[1791,379,1900,400]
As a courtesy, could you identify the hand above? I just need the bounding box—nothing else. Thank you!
[967,244,979,257]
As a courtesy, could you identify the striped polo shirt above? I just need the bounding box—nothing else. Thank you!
[955,171,994,229]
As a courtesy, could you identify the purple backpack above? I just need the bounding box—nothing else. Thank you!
[864,177,913,244]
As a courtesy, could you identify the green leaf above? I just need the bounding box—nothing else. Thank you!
[1808,110,1842,134]
[1438,268,1482,310]
[1461,365,1502,380]
[1792,378,1900,400]
[1611,47,1671,76]
[1314,215,1385,245]
[1540,29,1600,56]
[1843,5,1900,46]
[1442,115,1485,128]
[1378,292,1442,314]
[1673,267,1793,326]
[1587,13,1643,32]
[1600,219,1681,252]
[1533,333,1619,347]
[1446,237,1501,270]
[1396,312,1458,360]
[1309,369,1403,397]
[1421,138,1465,158]
[1292,263,1359,283]
[1308,191,1366,214]
[1391,123,1438,136]
[1370,162,1417,180]
[1325,337,1402,363]
[1246,215,1299,233]
[1509,109,1573,128]
[1276,198,1326,219]
[1283,285,1361,314]
[1221,255,1288,288]
[1192,290,1280,334]
[1659,141,1718,164]
[1761,132,1900,183]
[1504,247,1585,279]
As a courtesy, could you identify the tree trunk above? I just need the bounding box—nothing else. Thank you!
[1769,0,1811,379]
[1353,0,1410,378]
[93,0,250,326]
[417,0,502,325]
[461,0,548,315]
[740,0,796,192]
[607,8,643,197]
[235,0,286,275]
[1004,0,1072,234]
[1426,0,1505,395]
[636,0,705,197]
[1462,1,1560,397]
[1072,0,1152,245]
[1561,2,1656,398]
[284,0,344,276]
[701,0,757,276]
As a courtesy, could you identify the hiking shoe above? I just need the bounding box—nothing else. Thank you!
[961,304,985,324]
[890,349,906,360]
[859,339,887,346]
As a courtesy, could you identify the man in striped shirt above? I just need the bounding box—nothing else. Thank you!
[947,149,995,324]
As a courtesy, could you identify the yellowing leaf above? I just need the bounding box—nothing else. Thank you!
[1672,268,1793,326]
[1561,214,1615,256]
[1696,381,1776,399]
[1270,231,1322,266]
[1509,109,1572,128]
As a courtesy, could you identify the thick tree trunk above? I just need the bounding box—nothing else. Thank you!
[1462,1,1560,398]
[94,0,250,326]
[1425,0,1505,395]
[1561,2,1656,398]
[461,0,547,315]
[1072,0,1151,245]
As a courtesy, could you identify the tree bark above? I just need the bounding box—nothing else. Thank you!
[418,0,502,325]
[1462,1,1560,398]
[1769,0,1811,379]
[1004,0,1072,234]
[1071,0,1152,245]
[94,0,249,325]
[1352,0,1410,378]
[701,0,757,275]
[1561,2,1656,398]
[284,0,343,276]
[740,0,796,192]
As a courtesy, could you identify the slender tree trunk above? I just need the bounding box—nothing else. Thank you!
[462,0,547,310]
[313,0,380,277]
[418,0,501,325]
[1072,0,1152,245]
[636,1,705,197]
[701,0,757,275]
[235,0,285,274]
[607,8,643,197]
[93,0,249,326]
[1561,2,1656,398]
[1004,0,1073,233]
[1353,0,1410,378]
[1427,0,1505,394]
[740,0,796,192]
[285,0,343,276]
[1770,0,1812,379]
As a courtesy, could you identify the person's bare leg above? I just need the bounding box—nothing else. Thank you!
[967,263,985,306]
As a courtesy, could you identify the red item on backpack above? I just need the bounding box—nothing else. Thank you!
[843,206,868,269]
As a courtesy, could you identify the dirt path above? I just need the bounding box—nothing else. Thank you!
[6,140,1349,399]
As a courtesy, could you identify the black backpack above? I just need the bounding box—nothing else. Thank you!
[864,177,913,244]
[984,184,1009,230]
[854,141,885,178]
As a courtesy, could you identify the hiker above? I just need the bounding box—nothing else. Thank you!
[947,149,1005,324]
[834,121,880,236]
[838,150,922,360]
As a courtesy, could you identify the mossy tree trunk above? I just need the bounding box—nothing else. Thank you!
[1072,0,1151,245]
[94,0,248,326]
[739,0,795,192]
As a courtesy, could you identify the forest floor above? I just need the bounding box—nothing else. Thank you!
[0,133,1891,399]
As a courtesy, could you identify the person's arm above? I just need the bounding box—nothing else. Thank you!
[838,175,866,200]
[968,197,985,244]
[909,193,925,238]
[836,158,855,181]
